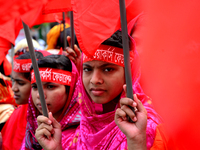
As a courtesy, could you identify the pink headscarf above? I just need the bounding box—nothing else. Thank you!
[20,59,81,149]
[66,34,162,149]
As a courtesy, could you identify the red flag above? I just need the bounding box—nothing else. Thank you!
[72,0,143,56]
[0,0,48,25]
[0,19,22,45]
[0,18,22,65]
[0,38,10,65]
[21,6,63,27]
[141,0,200,149]
[22,0,72,27]
[43,0,72,14]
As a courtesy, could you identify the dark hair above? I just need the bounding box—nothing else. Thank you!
[15,51,44,81]
[32,55,72,72]
[31,55,72,93]
[16,51,44,60]
[102,30,131,49]
[56,27,79,49]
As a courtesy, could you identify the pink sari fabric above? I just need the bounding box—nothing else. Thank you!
[20,61,81,150]
[67,37,162,150]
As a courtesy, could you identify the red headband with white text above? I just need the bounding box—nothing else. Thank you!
[83,44,134,66]
[13,56,32,73]
[31,68,71,86]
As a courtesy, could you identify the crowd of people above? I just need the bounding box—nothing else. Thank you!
[0,19,171,150]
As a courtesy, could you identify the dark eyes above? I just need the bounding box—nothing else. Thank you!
[31,84,56,90]
[31,84,37,90]
[83,67,92,72]
[18,81,25,86]
[47,85,56,89]
[83,67,115,72]
[11,78,26,86]
[104,68,114,72]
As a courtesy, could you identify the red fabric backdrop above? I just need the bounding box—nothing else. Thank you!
[0,0,72,65]
[72,0,144,56]
[0,0,48,25]
[140,0,200,149]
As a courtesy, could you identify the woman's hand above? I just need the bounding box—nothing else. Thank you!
[65,36,82,72]
[115,85,147,150]
[35,112,62,150]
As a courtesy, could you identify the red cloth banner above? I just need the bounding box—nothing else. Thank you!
[72,0,144,56]
[0,0,48,25]
[141,0,200,149]
[13,56,32,73]
[21,6,63,27]
[43,0,72,14]
[31,68,72,86]
[83,44,134,67]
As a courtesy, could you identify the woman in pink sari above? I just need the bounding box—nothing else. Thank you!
[36,30,162,150]
[20,54,81,149]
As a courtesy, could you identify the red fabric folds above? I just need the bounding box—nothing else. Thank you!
[1,104,28,150]
[72,0,144,57]
[0,0,48,25]
[0,18,22,68]
[3,58,12,76]
[0,0,72,60]
[21,6,63,27]
[0,18,22,63]
[0,39,11,65]
[0,0,71,62]
[43,0,72,14]
[140,0,200,149]
[21,0,72,27]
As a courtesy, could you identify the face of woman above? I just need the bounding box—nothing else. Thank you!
[31,82,68,120]
[83,60,125,104]
[11,71,31,105]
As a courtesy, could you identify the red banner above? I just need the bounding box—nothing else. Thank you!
[72,0,144,56]
[141,0,200,149]
[0,0,48,25]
